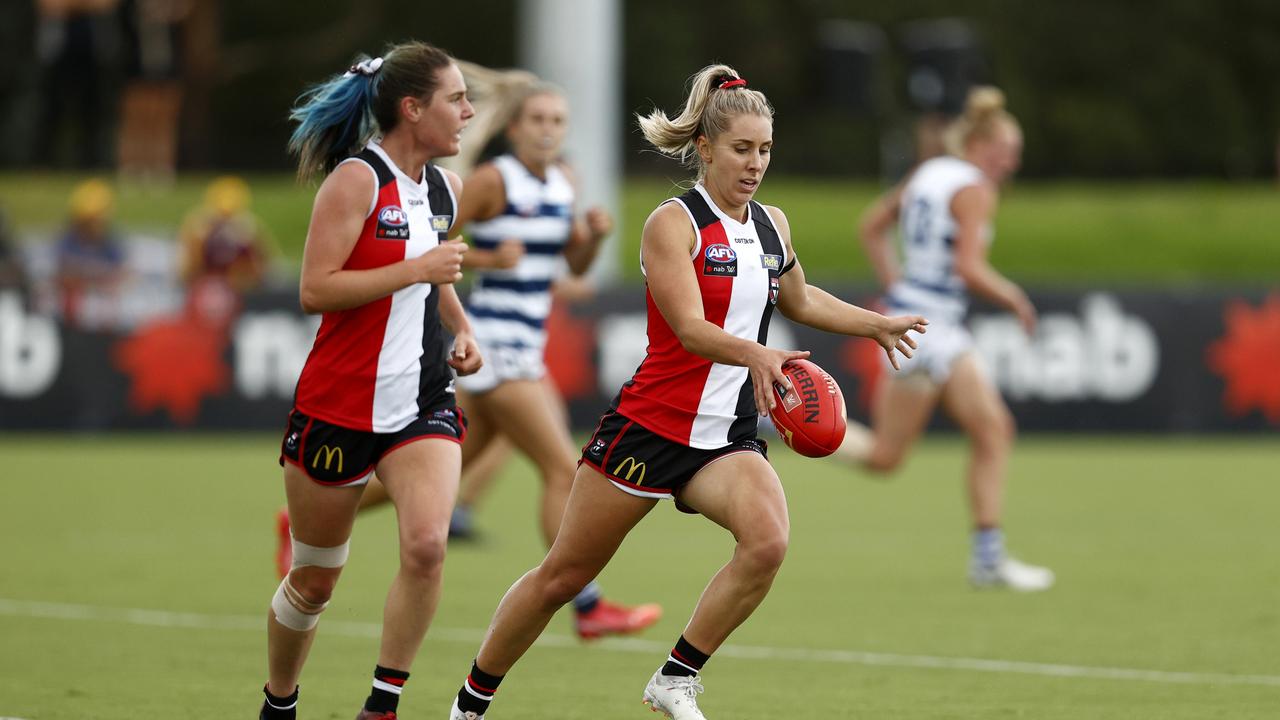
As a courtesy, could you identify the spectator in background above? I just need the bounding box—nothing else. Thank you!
[35,0,124,169]
[179,176,271,292]
[177,176,274,324]
[54,179,127,328]
[116,0,191,184]
[0,207,30,298]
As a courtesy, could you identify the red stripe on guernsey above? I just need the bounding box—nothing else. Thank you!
[294,180,407,431]
[617,221,733,444]
[466,675,497,695]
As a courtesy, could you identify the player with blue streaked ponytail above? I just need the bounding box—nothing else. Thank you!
[260,40,483,720]
[287,43,456,181]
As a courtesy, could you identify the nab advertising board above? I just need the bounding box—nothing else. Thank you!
[0,287,1276,433]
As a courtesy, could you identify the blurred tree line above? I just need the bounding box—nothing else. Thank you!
[3,0,1277,178]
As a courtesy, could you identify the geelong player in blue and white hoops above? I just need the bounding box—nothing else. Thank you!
[834,87,1055,592]
[452,81,663,638]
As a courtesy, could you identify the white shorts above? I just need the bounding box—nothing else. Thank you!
[456,340,546,394]
[885,317,974,385]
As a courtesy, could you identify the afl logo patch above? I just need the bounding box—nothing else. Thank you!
[376,205,410,240]
[703,244,738,277]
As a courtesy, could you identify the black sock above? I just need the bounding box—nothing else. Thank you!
[260,684,298,720]
[456,661,504,716]
[364,665,410,714]
[661,635,710,677]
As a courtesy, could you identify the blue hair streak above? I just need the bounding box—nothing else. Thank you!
[288,59,380,181]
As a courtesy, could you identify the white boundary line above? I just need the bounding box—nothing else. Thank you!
[3,598,1278,689]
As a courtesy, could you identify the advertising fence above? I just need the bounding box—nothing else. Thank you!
[1,287,1276,433]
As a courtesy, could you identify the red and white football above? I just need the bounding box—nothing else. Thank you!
[769,359,847,458]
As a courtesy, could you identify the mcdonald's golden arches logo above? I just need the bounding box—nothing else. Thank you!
[612,456,646,485]
[313,444,344,473]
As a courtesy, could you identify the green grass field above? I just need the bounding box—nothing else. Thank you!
[2,435,1277,719]
[3,174,1278,285]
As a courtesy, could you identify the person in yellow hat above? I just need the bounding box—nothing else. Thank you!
[178,175,274,294]
[55,179,127,327]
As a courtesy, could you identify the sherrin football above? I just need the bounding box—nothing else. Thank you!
[769,359,847,458]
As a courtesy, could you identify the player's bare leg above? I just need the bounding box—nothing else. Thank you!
[372,438,462,667]
[941,354,1053,591]
[672,451,789,652]
[268,465,363,697]
[462,379,661,636]
[836,371,940,472]
[634,451,788,719]
[477,466,657,671]
[461,380,573,544]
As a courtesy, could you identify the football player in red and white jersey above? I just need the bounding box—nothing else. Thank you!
[446,64,927,720]
[259,42,481,720]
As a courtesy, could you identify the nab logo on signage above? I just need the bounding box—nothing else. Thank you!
[376,205,410,240]
[703,244,738,277]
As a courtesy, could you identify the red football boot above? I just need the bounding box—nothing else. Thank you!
[574,598,663,640]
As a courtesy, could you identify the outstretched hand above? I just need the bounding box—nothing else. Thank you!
[876,314,929,371]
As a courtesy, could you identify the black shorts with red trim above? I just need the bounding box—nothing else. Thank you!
[279,405,467,486]
[579,410,768,509]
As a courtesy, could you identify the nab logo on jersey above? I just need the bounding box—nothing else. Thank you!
[703,244,738,277]
[376,205,410,240]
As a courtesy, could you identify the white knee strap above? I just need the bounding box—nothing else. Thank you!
[271,576,326,631]
[291,536,350,569]
[272,538,349,631]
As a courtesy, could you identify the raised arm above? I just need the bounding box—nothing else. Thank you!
[950,183,1036,334]
[859,183,905,290]
[298,162,467,314]
[643,203,809,414]
[769,205,927,370]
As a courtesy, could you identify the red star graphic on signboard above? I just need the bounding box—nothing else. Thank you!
[113,317,230,425]
[543,302,597,400]
[1206,294,1280,424]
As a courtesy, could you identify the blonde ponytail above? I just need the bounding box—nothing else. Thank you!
[944,86,1019,156]
[637,64,774,178]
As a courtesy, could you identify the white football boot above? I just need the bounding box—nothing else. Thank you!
[448,696,483,720]
[970,556,1055,592]
[642,669,707,719]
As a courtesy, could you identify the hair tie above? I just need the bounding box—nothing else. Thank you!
[717,77,747,90]
[345,57,384,78]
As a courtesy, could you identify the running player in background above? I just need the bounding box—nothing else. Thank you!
[446,64,927,720]
[451,81,660,638]
[261,42,480,720]
[834,87,1054,592]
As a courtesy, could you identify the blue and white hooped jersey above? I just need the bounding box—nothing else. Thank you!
[886,155,989,322]
[465,154,574,351]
